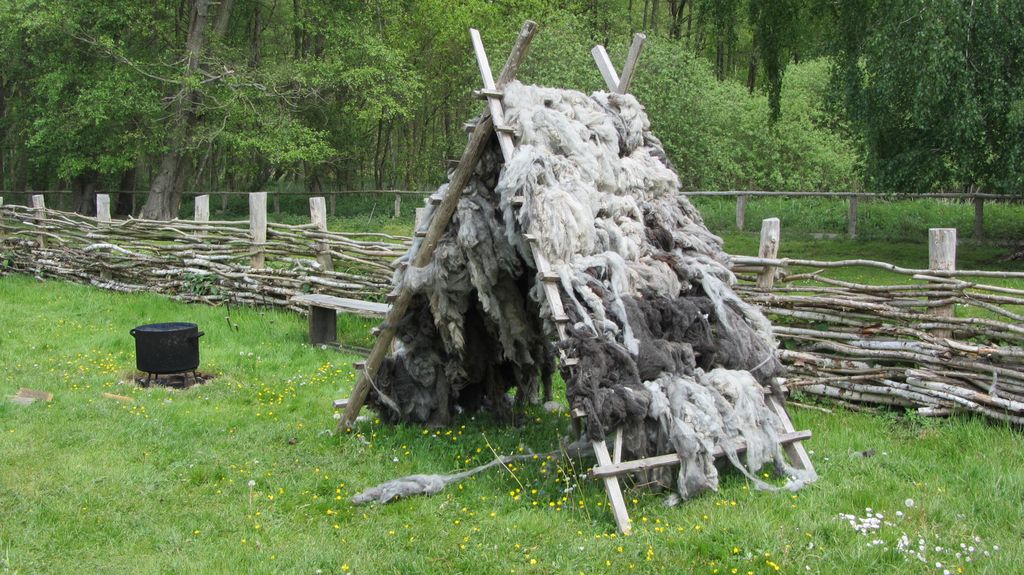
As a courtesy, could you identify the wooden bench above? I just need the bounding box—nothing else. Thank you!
[290,294,391,345]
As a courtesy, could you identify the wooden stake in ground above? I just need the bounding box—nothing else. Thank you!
[339,21,538,429]
[929,228,957,338]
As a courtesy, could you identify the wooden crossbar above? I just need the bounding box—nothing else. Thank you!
[590,430,813,479]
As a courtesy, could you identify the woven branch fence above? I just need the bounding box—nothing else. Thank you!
[734,218,1024,424]
[0,194,407,310]
[3,195,1024,424]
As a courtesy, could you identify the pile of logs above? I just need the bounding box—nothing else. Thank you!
[735,220,1024,424]
[0,194,406,310]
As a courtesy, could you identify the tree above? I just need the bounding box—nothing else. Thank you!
[828,0,1024,194]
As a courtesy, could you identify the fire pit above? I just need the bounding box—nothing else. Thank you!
[130,322,204,386]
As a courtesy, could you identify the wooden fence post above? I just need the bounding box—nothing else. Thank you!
[393,194,401,218]
[249,192,267,269]
[96,194,111,224]
[973,197,984,242]
[847,195,859,239]
[0,196,5,241]
[415,207,428,229]
[273,193,281,214]
[736,194,747,231]
[929,228,957,338]
[194,194,209,239]
[329,192,337,217]
[32,194,46,248]
[310,196,333,271]
[96,195,112,280]
[221,192,228,213]
[757,217,781,290]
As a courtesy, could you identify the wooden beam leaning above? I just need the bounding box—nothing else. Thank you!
[765,395,815,472]
[339,21,539,429]
[591,45,620,92]
[591,33,646,94]
[616,33,647,94]
[470,28,516,163]
[592,439,632,535]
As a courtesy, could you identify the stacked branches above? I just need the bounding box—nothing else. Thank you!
[732,259,1024,424]
[0,204,404,307]
[368,82,813,501]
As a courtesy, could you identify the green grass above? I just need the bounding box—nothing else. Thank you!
[1,275,1022,574]
[691,196,1024,245]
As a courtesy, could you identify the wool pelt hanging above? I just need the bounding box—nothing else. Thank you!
[366,80,815,500]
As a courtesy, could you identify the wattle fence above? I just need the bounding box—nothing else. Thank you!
[734,218,1024,423]
[2,194,1023,423]
[0,193,407,310]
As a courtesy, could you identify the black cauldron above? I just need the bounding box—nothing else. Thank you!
[130,323,204,374]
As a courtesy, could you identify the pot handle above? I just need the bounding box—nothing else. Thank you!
[130,329,137,337]
[191,331,205,340]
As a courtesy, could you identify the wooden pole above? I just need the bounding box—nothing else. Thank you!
[96,194,113,280]
[310,196,333,271]
[220,193,228,213]
[249,192,267,269]
[848,195,859,239]
[329,192,336,217]
[393,193,401,218]
[591,45,621,92]
[929,228,957,338]
[31,194,46,248]
[340,20,538,429]
[973,197,984,242]
[757,218,781,290]
[616,33,647,94]
[414,207,427,229]
[736,195,747,231]
[194,194,209,239]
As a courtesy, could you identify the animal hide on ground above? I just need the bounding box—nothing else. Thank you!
[366,81,815,499]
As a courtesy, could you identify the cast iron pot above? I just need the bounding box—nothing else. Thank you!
[130,322,204,374]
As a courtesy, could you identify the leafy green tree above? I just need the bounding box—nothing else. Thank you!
[829,0,1024,194]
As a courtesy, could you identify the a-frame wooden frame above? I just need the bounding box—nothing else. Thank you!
[339,23,815,535]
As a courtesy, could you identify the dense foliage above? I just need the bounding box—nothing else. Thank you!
[0,1,1019,217]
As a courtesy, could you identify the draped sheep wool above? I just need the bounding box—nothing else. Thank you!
[366,81,815,499]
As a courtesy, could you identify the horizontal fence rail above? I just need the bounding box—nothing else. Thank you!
[0,194,409,310]
[735,219,1024,424]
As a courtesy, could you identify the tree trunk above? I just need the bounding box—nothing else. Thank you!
[747,51,758,93]
[116,166,137,216]
[71,171,99,216]
[292,0,304,58]
[249,2,262,68]
[0,79,6,191]
[141,0,213,220]
[213,0,234,38]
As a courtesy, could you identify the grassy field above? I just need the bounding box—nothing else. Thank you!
[1,269,1022,574]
